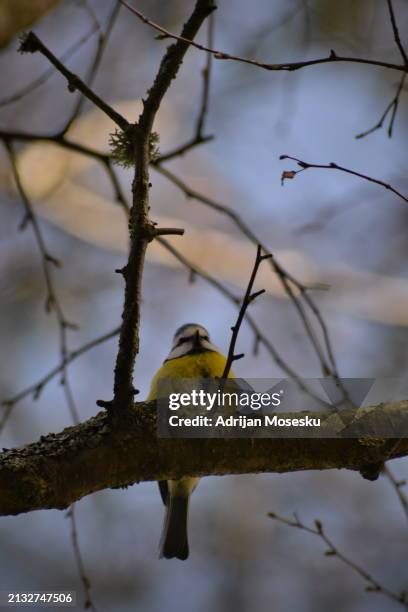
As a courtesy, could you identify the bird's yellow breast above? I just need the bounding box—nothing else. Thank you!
[148,351,233,400]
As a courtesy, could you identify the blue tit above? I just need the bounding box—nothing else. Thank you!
[147,323,234,560]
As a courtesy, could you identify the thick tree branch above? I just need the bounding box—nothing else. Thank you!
[1,400,408,516]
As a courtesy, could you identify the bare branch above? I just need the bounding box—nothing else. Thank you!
[355,73,406,139]
[152,164,343,395]
[384,464,408,522]
[386,0,408,66]
[2,141,81,434]
[153,227,185,236]
[66,505,99,612]
[18,31,129,131]
[155,134,214,164]
[0,135,339,411]
[280,155,408,204]
[0,128,109,161]
[3,135,96,606]
[156,238,338,407]
[222,245,271,378]
[268,511,408,609]
[155,12,215,164]
[120,1,407,74]
[2,233,321,422]
[61,1,121,135]
[0,125,343,400]
[1,326,120,411]
[108,0,216,412]
[0,24,99,108]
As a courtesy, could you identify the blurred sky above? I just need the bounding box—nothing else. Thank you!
[0,1,407,611]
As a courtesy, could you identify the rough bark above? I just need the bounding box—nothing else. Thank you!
[0,400,407,516]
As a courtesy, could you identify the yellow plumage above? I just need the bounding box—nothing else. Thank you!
[148,323,234,559]
[147,351,234,400]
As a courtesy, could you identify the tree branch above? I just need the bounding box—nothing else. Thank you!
[0,23,99,108]
[280,155,408,204]
[109,0,216,411]
[3,140,80,431]
[154,12,215,164]
[152,164,344,396]
[18,31,129,131]
[61,0,121,135]
[222,245,271,378]
[268,511,408,609]
[383,464,408,522]
[1,400,408,516]
[120,1,407,74]
[355,72,406,139]
[386,0,408,66]
[1,326,120,412]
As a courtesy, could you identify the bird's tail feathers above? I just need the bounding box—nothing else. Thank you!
[159,494,190,560]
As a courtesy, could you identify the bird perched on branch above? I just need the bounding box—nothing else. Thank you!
[148,323,234,560]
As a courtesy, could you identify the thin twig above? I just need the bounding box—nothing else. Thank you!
[355,73,406,139]
[1,230,328,415]
[383,464,408,522]
[80,0,102,34]
[62,1,121,134]
[65,379,98,611]
[0,125,344,395]
[120,0,407,74]
[386,0,408,66]
[0,133,339,409]
[1,327,120,411]
[152,164,344,392]
[0,24,99,108]
[1,121,88,451]
[154,134,213,164]
[157,238,329,407]
[155,12,215,164]
[4,139,100,611]
[195,12,214,140]
[66,505,99,612]
[280,155,408,204]
[268,511,408,609]
[365,0,408,137]
[4,137,96,609]
[222,245,271,378]
[2,141,80,430]
[18,31,129,131]
[0,129,110,160]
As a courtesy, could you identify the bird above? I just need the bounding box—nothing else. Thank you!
[147,323,234,560]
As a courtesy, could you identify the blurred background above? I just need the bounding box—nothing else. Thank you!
[0,0,407,610]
